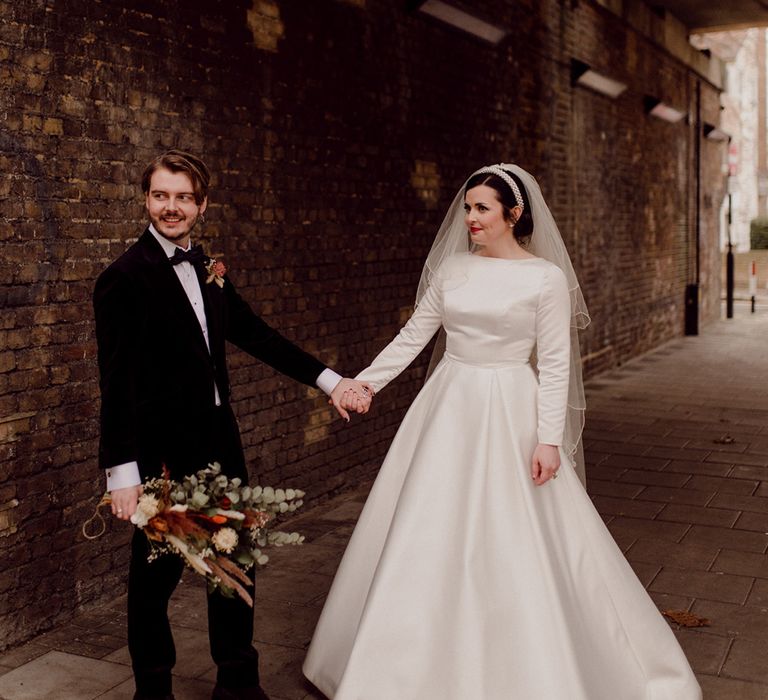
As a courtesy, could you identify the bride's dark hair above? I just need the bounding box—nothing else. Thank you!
[464,169,534,242]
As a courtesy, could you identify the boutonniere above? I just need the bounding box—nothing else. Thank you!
[205,255,227,288]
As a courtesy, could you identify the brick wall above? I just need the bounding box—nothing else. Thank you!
[0,0,726,647]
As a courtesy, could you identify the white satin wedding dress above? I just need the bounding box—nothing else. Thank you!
[303,253,701,700]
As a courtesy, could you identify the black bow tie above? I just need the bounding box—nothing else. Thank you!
[170,245,205,266]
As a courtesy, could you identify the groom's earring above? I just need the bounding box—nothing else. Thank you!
[199,213,206,224]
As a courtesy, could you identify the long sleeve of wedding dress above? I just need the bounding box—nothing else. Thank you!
[535,264,571,446]
[355,273,443,393]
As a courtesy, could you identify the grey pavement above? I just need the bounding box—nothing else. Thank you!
[1,303,767,700]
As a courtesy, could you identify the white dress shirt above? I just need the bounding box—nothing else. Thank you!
[106,225,342,491]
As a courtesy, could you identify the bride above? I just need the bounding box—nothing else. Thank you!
[303,164,701,699]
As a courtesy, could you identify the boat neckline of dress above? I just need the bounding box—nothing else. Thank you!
[467,252,541,262]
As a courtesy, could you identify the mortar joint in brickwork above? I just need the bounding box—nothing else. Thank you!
[0,412,36,445]
[304,424,330,445]
[0,499,19,514]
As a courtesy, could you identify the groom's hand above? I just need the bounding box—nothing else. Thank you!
[110,485,142,521]
[330,378,374,421]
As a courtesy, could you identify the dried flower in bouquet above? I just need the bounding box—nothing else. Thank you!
[84,462,304,607]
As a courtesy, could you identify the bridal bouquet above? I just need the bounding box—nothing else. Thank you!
[130,462,304,606]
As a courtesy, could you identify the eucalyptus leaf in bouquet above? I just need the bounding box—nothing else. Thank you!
[128,462,305,606]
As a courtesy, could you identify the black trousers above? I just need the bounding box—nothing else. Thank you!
[127,405,259,695]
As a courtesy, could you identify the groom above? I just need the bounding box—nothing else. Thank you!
[93,150,371,700]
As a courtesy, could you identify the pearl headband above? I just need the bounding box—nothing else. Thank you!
[475,165,524,211]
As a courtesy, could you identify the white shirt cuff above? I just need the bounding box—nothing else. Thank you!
[106,461,141,491]
[316,368,343,396]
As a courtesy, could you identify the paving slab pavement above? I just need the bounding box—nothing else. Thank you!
[1,304,767,699]
[584,305,768,699]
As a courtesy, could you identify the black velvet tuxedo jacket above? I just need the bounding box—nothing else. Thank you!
[93,229,327,481]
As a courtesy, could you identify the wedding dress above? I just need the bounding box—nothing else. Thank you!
[303,252,701,700]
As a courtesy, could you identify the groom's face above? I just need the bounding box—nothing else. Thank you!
[145,168,208,247]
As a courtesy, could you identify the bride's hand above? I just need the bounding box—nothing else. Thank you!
[340,384,374,414]
[531,444,560,485]
[329,378,374,421]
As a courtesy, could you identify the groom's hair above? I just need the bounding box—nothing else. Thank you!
[141,150,211,204]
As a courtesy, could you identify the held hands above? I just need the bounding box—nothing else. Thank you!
[110,380,375,521]
[329,378,375,422]
[110,484,142,521]
[531,444,560,485]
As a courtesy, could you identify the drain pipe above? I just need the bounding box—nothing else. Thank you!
[726,190,734,318]
[685,80,701,335]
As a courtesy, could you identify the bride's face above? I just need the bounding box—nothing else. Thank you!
[464,185,510,247]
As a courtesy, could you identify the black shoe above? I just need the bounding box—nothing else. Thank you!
[211,686,270,700]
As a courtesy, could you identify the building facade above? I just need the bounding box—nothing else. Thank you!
[0,0,729,647]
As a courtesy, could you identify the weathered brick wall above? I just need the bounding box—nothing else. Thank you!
[0,0,726,647]
[556,2,727,371]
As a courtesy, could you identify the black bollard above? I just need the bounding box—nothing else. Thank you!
[726,242,734,319]
[685,284,699,335]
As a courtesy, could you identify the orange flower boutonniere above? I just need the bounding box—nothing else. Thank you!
[205,256,227,288]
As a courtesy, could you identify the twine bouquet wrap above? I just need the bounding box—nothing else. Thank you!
[130,462,304,606]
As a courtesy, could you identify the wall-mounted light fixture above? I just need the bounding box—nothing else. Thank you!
[410,0,507,45]
[703,123,730,141]
[644,96,686,123]
[570,59,627,99]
